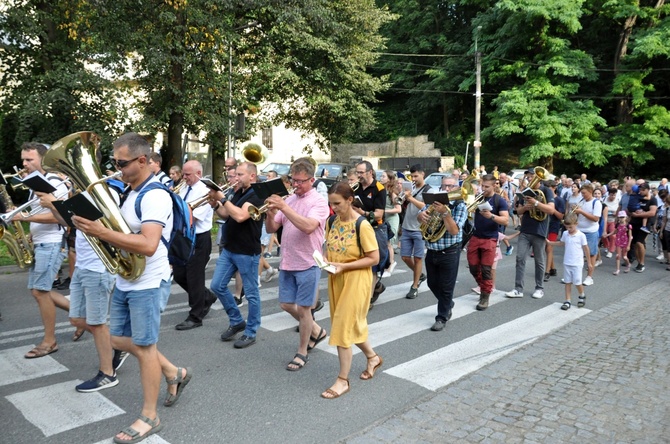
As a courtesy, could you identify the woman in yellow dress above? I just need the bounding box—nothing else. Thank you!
[321,181,383,399]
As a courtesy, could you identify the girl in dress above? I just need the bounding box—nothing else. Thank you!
[321,181,382,399]
[604,211,633,275]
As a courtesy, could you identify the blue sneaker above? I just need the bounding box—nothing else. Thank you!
[76,371,118,393]
[112,349,129,371]
[505,246,514,256]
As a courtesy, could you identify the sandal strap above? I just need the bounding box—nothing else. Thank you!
[337,376,350,385]
[294,353,308,363]
[366,353,378,362]
[166,367,183,385]
[118,426,140,439]
[137,414,159,428]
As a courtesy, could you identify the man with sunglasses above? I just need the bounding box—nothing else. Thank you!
[73,133,191,443]
[353,160,388,307]
[265,158,330,370]
[209,162,264,349]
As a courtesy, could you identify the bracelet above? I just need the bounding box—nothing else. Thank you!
[219,198,227,206]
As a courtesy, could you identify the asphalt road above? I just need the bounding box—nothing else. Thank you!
[1,241,667,444]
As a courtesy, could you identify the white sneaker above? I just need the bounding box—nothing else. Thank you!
[258,275,262,288]
[531,289,544,299]
[382,261,397,278]
[606,252,613,258]
[595,259,603,267]
[583,276,594,286]
[263,268,278,283]
[472,286,481,295]
[657,254,665,261]
[505,289,523,298]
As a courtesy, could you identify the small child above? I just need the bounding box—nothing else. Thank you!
[604,210,633,274]
[627,185,649,233]
[547,214,593,310]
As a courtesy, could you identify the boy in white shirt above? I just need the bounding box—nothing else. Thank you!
[547,214,593,310]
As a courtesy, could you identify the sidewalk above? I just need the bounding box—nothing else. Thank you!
[344,276,670,443]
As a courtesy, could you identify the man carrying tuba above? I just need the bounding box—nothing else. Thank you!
[417,176,468,332]
[505,169,555,300]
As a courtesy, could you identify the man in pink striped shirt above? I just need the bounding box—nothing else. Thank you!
[265,158,330,371]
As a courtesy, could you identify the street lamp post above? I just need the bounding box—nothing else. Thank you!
[474,25,482,171]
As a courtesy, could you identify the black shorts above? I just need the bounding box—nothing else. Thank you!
[631,225,648,244]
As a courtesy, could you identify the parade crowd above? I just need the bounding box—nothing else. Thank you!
[3,133,669,444]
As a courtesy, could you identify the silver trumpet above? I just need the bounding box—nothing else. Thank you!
[0,185,71,223]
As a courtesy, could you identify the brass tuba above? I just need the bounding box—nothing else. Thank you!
[239,142,269,165]
[523,166,549,221]
[420,173,476,242]
[43,132,146,281]
[0,173,34,268]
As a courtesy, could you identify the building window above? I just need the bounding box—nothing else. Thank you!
[262,128,273,150]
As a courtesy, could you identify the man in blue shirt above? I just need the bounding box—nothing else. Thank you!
[467,175,509,311]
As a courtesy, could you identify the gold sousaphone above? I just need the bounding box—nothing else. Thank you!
[525,166,549,221]
[44,132,146,280]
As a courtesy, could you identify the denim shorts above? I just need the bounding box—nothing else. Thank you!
[584,231,599,256]
[401,229,426,259]
[159,278,172,313]
[278,267,321,307]
[28,242,67,292]
[69,268,116,325]
[109,285,162,346]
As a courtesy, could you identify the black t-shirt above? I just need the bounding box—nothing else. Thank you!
[473,194,508,239]
[630,196,657,227]
[224,187,264,255]
[354,179,386,226]
[517,185,555,237]
[548,195,566,234]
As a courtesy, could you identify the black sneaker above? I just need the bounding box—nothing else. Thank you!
[371,281,386,304]
[56,277,71,290]
[543,273,551,282]
[234,295,245,307]
[549,268,557,276]
[313,299,324,312]
[635,264,645,273]
[112,350,129,371]
[76,371,119,393]
[234,335,256,349]
[418,273,427,285]
[405,286,419,299]
[221,322,246,341]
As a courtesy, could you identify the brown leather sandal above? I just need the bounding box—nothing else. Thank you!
[24,343,59,359]
[321,376,350,399]
[360,354,383,380]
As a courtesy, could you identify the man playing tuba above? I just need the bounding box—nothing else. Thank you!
[505,169,555,300]
[417,176,468,332]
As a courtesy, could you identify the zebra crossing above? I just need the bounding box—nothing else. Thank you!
[1,255,594,443]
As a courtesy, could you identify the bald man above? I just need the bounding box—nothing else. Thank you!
[174,160,217,330]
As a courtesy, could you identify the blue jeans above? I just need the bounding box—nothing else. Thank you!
[210,249,261,337]
[425,244,461,322]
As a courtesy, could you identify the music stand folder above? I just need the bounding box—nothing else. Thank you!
[52,193,104,228]
[20,171,57,194]
[422,192,452,205]
[251,178,289,201]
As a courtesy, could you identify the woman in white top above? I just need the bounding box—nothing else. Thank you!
[567,182,581,211]
[573,183,602,286]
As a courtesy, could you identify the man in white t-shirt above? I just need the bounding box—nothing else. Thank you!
[74,133,190,443]
[13,142,69,359]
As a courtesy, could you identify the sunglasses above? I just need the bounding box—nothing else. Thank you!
[112,156,143,169]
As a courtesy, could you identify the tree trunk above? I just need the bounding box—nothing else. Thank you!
[165,112,184,170]
[613,4,638,125]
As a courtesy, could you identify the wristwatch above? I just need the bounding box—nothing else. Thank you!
[489,214,495,220]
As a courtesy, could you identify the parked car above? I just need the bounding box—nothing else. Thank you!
[258,162,291,181]
[424,173,449,190]
[316,162,350,187]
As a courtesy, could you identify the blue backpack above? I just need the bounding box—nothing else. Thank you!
[128,181,197,266]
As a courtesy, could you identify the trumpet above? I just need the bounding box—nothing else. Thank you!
[248,193,292,221]
[0,184,71,223]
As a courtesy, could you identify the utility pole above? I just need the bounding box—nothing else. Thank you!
[474,25,482,171]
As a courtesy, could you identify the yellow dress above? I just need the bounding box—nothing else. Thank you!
[325,216,378,347]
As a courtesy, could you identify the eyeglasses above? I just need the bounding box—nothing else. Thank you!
[290,177,312,185]
[225,166,236,170]
[355,170,368,175]
[112,156,143,169]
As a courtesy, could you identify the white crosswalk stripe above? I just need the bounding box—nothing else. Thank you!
[385,304,591,390]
